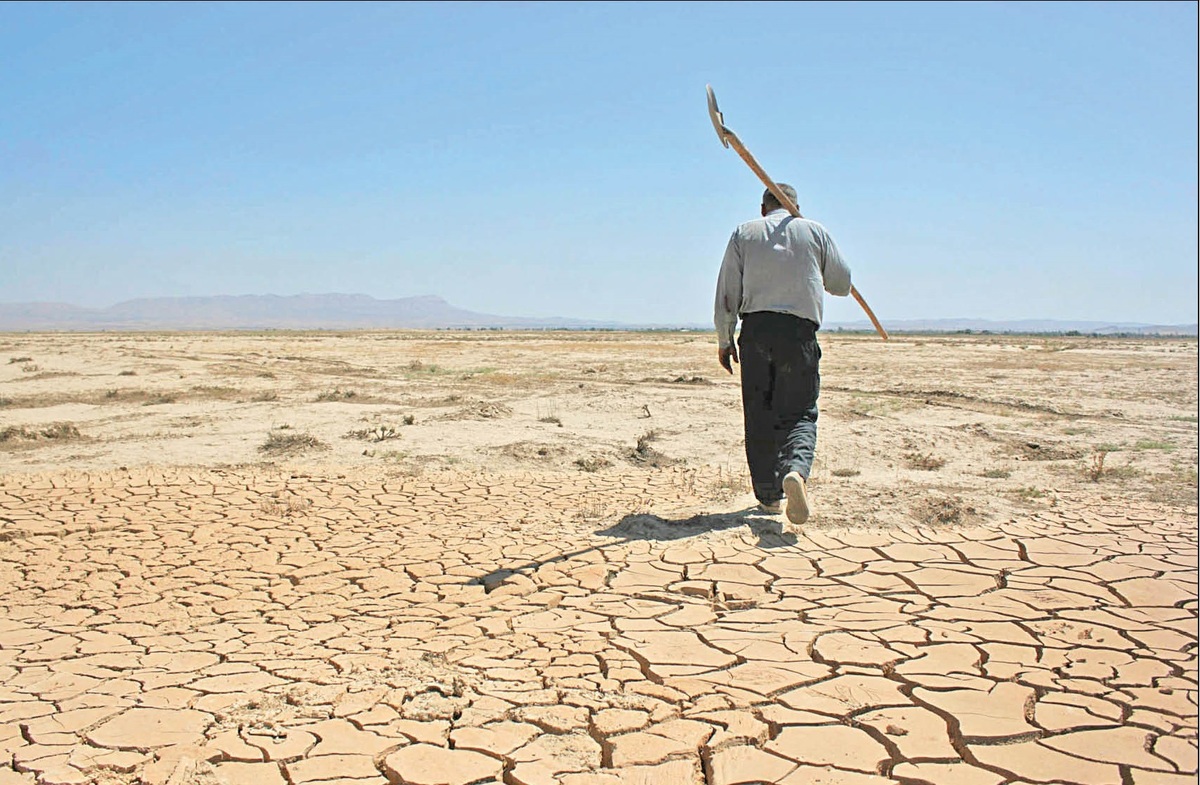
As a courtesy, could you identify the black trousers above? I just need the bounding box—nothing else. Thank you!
[737,311,821,504]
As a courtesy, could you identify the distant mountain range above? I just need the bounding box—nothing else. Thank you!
[0,294,1195,335]
[0,294,609,331]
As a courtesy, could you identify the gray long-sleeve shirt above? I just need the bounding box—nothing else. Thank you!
[714,209,852,349]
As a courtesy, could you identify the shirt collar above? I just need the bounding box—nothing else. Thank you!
[766,208,790,217]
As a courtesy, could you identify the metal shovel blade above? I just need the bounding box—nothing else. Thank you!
[706,84,729,148]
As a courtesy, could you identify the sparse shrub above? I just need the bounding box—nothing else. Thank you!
[1133,440,1174,451]
[142,394,176,406]
[407,360,444,374]
[1086,450,1111,482]
[831,468,861,478]
[627,429,677,468]
[453,402,512,420]
[1084,449,1139,482]
[709,466,750,495]
[403,414,415,426]
[316,389,357,402]
[345,426,400,442]
[0,422,82,443]
[0,427,28,443]
[501,442,565,461]
[118,370,136,376]
[982,468,1011,479]
[536,401,562,425]
[21,364,39,373]
[575,456,613,472]
[905,452,946,471]
[8,357,32,364]
[574,498,610,519]
[364,449,410,464]
[191,385,239,399]
[259,432,327,454]
[259,495,312,516]
[39,422,80,440]
[915,497,972,526]
[635,429,659,453]
[251,392,278,402]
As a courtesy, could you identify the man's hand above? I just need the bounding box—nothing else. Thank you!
[718,344,738,374]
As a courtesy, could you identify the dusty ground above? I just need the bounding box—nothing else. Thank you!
[0,330,1196,785]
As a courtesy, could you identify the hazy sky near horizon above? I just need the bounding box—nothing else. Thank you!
[2,1,1197,326]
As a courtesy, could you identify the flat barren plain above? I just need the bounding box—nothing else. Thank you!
[0,330,1196,785]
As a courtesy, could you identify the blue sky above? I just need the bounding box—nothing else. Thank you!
[2,1,1197,325]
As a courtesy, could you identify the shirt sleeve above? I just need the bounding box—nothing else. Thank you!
[713,230,743,349]
[818,226,852,297]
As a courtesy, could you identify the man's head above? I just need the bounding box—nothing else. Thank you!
[761,183,798,216]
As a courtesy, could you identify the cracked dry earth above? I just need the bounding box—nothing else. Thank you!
[0,332,1197,785]
[0,467,1196,785]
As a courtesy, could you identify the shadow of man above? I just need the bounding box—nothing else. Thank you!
[596,507,797,550]
[469,505,797,591]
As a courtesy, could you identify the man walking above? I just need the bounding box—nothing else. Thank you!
[714,184,852,525]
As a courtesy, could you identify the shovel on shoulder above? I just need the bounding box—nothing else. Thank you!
[707,84,889,341]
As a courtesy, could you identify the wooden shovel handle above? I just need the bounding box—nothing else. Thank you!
[850,285,888,340]
[726,131,889,341]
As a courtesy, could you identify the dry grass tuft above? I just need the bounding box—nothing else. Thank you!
[259,494,312,516]
[0,422,82,443]
[445,402,512,421]
[905,452,946,471]
[1084,449,1139,482]
[914,496,974,526]
[190,385,240,400]
[316,389,358,402]
[575,455,614,472]
[501,442,567,462]
[1085,450,1108,481]
[259,431,328,454]
[344,426,400,442]
[708,466,750,497]
[627,429,678,468]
